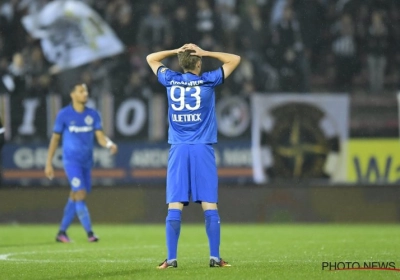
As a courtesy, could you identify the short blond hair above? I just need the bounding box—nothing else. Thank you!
[177,50,201,71]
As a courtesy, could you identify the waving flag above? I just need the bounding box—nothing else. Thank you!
[22,0,124,71]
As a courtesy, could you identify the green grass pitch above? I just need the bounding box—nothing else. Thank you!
[1,224,400,280]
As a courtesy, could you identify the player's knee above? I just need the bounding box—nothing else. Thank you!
[168,202,184,210]
[201,202,218,211]
[71,190,87,201]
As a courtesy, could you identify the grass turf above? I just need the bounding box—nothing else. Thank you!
[0,224,400,280]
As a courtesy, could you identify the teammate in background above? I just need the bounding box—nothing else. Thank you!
[146,43,240,268]
[44,83,118,243]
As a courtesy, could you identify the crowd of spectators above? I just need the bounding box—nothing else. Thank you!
[0,0,399,100]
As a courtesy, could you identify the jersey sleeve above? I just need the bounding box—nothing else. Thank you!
[53,111,64,134]
[157,66,172,86]
[93,110,103,131]
[202,67,224,87]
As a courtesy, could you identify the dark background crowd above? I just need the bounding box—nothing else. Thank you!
[0,0,399,101]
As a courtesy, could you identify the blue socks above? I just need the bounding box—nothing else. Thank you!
[204,209,220,260]
[59,199,76,232]
[166,209,182,261]
[75,200,92,233]
[165,209,220,261]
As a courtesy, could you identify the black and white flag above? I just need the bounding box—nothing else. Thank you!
[22,0,124,71]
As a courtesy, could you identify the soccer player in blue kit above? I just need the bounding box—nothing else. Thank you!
[147,43,240,268]
[45,83,118,243]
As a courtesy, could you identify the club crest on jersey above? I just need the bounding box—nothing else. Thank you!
[85,115,93,125]
[71,177,81,188]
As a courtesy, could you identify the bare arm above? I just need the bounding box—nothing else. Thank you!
[44,133,61,180]
[146,45,189,75]
[186,44,241,79]
[95,130,118,155]
[206,51,241,79]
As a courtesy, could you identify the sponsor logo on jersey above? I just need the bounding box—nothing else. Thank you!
[68,126,93,133]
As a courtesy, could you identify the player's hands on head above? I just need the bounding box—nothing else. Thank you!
[176,44,190,54]
[176,43,206,57]
[186,44,206,57]
[45,164,54,180]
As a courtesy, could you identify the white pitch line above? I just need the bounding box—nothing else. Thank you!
[0,249,85,262]
[0,247,161,263]
[0,258,145,263]
[0,242,277,264]
[0,253,11,260]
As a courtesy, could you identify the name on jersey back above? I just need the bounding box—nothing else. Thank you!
[170,80,204,86]
[172,113,201,122]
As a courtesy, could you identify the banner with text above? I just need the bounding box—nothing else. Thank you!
[347,139,400,184]
[2,94,251,142]
[2,142,252,186]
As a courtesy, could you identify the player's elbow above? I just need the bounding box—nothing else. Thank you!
[228,55,241,73]
[146,54,154,64]
[234,55,241,67]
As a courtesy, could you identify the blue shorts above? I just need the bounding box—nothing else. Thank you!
[166,144,218,205]
[64,165,92,193]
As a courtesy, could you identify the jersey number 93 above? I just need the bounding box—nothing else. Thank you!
[170,86,201,111]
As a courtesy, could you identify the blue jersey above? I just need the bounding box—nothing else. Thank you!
[157,66,224,144]
[53,105,102,168]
